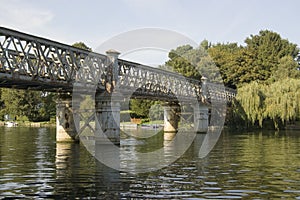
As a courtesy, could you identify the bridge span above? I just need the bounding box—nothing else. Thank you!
[0,27,236,143]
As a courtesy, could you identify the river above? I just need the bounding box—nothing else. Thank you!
[0,126,299,199]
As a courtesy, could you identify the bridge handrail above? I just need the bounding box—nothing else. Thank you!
[118,59,202,85]
[0,27,106,60]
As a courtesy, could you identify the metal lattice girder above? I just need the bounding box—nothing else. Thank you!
[0,27,107,92]
[0,26,236,102]
[118,59,202,101]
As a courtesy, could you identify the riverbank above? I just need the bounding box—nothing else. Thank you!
[0,121,56,127]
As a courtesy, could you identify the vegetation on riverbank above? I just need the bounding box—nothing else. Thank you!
[164,30,300,130]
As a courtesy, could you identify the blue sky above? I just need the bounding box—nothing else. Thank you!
[1,0,299,64]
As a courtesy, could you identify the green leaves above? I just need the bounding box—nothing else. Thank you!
[165,44,202,80]
[72,42,92,51]
[1,89,56,122]
[209,30,299,88]
[235,79,300,129]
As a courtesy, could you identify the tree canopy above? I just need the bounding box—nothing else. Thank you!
[72,42,92,51]
[1,89,55,121]
[209,30,299,87]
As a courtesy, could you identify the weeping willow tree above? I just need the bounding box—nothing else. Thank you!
[264,78,300,129]
[236,82,266,127]
[234,78,300,129]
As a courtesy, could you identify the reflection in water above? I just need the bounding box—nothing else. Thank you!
[55,140,123,199]
[120,129,197,173]
[0,127,299,199]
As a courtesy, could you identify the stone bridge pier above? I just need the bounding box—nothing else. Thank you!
[56,93,79,142]
[94,92,122,145]
[193,104,209,133]
[163,102,209,134]
[163,102,180,133]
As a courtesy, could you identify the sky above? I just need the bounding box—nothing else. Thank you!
[0,0,299,65]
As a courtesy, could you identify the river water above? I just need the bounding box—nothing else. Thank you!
[0,126,299,199]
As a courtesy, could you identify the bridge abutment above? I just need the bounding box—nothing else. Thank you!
[163,103,180,133]
[193,104,209,133]
[56,93,79,142]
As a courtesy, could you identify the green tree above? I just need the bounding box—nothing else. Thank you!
[244,30,298,82]
[268,55,300,82]
[233,78,300,129]
[208,42,244,87]
[165,45,202,79]
[1,89,56,121]
[236,82,266,127]
[209,30,299,87]
[39,92,56,121]
[72,42,92,51]
[263,78,300,129]
[165,43,223,82]
[200,39,211,50]
[130,99,156,118]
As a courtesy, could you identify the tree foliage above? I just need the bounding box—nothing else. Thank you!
[209,30,299,87]
[1,89,56,121]
[72,42,92,51]
[234,79,300,129]
[165,42,222,82]
[165,44,202,80]
[129,99,156,118]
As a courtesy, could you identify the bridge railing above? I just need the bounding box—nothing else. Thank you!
[206,82,237,102]
[0,27,108,91]
[118,59,202,101]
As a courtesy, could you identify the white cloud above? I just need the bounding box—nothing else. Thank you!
[0,0,54,31]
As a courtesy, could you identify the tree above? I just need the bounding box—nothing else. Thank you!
[129,99,156,118]
[165,43,222,82]
[208,30,299,88]
[165,45,202,80]
[200,39,211,50]
[39,92,56,121]
[72,42,92,51]
[236,82,266,127]
[268,55,300,82]
[234,78,300,129]
[244,30,298,82]
[1,89,56,122]
[208,43,244,87]
[263,78,300,129]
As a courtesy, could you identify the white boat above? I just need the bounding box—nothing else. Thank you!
[5,121,17,127]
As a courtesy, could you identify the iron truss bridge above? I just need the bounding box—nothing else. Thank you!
[0,27,236,103]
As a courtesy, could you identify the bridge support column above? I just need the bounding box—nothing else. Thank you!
[164,103,180,133]
[193,104,209,133]
[56,93,79,142]
[95,92,121,145]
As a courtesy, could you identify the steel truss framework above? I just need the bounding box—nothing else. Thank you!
[0,27,236,103]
